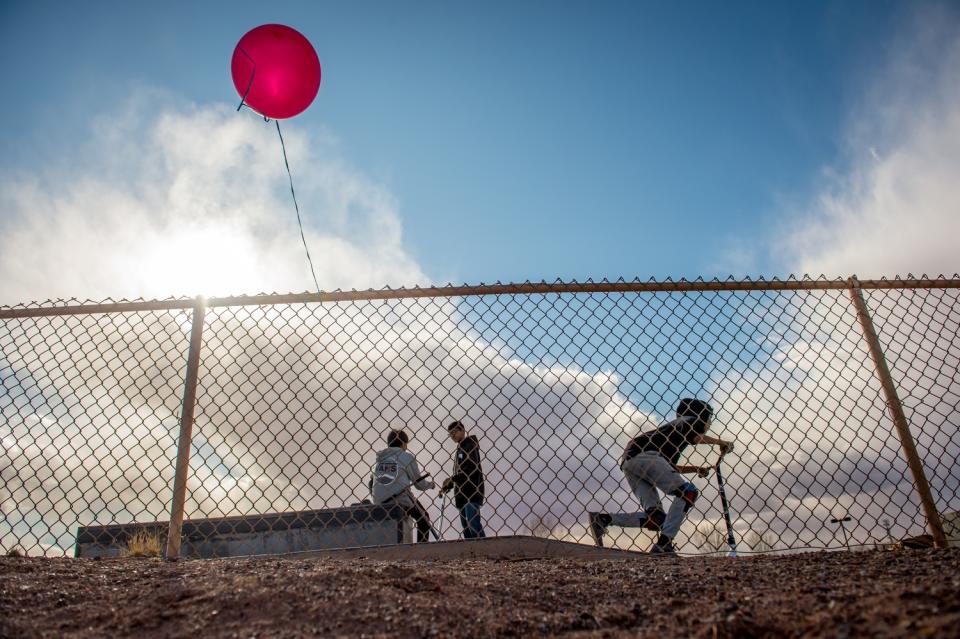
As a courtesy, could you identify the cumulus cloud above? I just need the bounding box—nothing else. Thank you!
[695,281,960,551]
[0,90,426,305]
[746,8,960,549]
[0,99,668,554]
[778,6,960,278]
[1,293,667,554]
[689,6,960,552]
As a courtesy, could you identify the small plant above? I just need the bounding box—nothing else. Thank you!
[744,529,776,552]
[5,547,24,557]
[524,512,559,538]
[122,529,163,557]
[691,521,727,553]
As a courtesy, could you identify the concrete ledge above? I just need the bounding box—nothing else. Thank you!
[289,535,647,561]
[75,504,411,558]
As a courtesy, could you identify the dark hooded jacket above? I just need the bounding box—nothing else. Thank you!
[450,435,485,508]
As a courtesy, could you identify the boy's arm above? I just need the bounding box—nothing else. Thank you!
[677,464,711,478]
[693,434,734,453]
[441,449,464,493]
[408,457,435,490]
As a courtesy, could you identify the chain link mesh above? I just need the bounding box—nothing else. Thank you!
[2,279,958,557]
[1,308,191,555]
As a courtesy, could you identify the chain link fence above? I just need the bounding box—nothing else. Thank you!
[2,277,958,557]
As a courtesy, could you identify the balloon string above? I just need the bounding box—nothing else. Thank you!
[276,120,322,294]
[236,47,257,113]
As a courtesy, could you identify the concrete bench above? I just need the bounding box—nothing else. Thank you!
[75,503,412,558]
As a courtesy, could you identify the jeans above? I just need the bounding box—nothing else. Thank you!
[458,502,486,539]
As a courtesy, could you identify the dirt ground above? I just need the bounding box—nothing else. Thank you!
[2,548,959,638]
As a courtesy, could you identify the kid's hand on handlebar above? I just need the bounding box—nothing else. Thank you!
[439,477,454,493]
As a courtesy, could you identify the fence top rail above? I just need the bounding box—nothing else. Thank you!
[2,276,959,319]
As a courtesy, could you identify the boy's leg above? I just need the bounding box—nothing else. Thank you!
[458,506,473,539]
[641,456,699,552]
[588,454,667,547]
[460,503,485,539]
[609,455,666,528]
[409,502,432,542]
[467,503,486,538]
[660,482,699,539]
[602,454,667,528]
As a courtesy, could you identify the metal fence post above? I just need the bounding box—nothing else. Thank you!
[847,277,948,548]
[165,296,207,559]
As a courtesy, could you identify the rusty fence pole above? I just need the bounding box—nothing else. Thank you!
[847,277,948,548]
[165,296,207,560]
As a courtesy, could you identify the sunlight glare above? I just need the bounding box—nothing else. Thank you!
[138,223,262,298]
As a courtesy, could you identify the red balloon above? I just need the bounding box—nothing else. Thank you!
[231,24,321,120]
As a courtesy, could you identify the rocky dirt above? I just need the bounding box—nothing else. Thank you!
[2,548,959,638]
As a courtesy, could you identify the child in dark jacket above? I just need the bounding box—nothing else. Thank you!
[440,420,486,539]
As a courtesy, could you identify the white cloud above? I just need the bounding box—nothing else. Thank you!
[1,295,664,554]
[0,90,426,305]
[778,7,960,278]
[691,11,960,554]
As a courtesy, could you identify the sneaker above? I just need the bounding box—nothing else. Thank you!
[588,512,610,547]
[649,536,676,555]
[649,541,676,555]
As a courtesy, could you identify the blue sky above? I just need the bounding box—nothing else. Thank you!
[1,1,958,302]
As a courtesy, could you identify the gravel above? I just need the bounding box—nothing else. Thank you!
[2,548,959,638]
